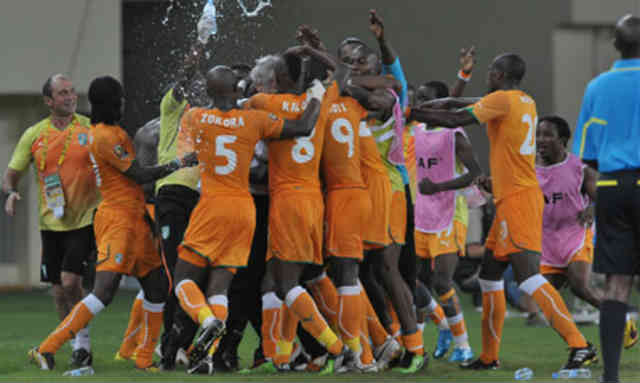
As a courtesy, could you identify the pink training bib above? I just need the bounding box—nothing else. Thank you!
[536,153,590,267]
[386,88,406,166]
[414,127,465,232]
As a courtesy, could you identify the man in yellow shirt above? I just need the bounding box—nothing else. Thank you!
[3,74,100,368]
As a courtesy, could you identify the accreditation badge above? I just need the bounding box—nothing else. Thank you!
[43,173,66,219]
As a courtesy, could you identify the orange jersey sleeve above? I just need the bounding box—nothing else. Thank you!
[89,124,145,210]
[321,96,367,189]
[187,107,284,197]
[471,90,539,201]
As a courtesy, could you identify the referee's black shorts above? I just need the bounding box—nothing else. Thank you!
[595,170,640,275]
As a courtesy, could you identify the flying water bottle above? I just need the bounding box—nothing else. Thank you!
[63,366,95,376]
[514,367,534,380]
[197,0,217,44]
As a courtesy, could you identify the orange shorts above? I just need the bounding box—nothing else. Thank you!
[415,220,467,259]
[179,196,255,269]
[389,190,407,245]
[485,187,543,261]
[267,190,324,264]
[540,228,594,275]
[94,207,161,278]
[325,187,371,260]
[363,172,393,250]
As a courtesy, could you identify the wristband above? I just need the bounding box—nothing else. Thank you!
[457,70,472,82]
[307,79,326,103]
[168,158,182,171]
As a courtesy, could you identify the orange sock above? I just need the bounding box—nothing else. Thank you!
[401,331,424,356]
[426,299,449,330]
[361,287,388,348]
[307,273,339,330]
[479,279,506,363]
[338,285,362,354]
[261,292,282,360]
[387,301,403,347]
[40,294,104,354]
[520,274,587,349]
[286,286,344,355]
[175,279,213,326]
[360,308,374,365]
[118,290,144,358]
[274,305,298,365]
[439,289,470,349]
[135,300,164,369]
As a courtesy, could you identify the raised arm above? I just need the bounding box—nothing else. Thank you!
[172,42,205,102]
[417,97,480,110]
[369,9,396,65]
[349,75,401,93]
[418,132,482,194]
[450,46,475,97]
[409,107,477,128]
[279,81,330,139]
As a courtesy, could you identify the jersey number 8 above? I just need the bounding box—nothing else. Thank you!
[291,127,316,164]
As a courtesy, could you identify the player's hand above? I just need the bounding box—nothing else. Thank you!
[296,25,326,51]
[476,175,492,194]
[459,46,476,74]
[418,97,452,110]
[419,177,441,195]
[577,205,595,227]
[180,152,199,167]
[369,9,384,40]
[4,191,21,217]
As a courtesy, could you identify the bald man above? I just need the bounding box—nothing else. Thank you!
[172,65,328,374]
[4,74,99,368]
[572,14,640,383]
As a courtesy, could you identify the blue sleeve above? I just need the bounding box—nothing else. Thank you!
[382,58,408,108]
[571,83,599,160]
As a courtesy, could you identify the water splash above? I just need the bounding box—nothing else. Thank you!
[236,0,272,17]
[161,0,175,25]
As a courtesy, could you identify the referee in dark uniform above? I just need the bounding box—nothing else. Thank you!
[572,14,640,383]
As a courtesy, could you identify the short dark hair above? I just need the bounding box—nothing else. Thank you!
[494,53,526,83]
[231,63,252,75]
[88,76,124,125]
[337,37,366,56]
[539,115,571,146]
[423,81,449,99]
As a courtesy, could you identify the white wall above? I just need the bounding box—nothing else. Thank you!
[0,0,121,95]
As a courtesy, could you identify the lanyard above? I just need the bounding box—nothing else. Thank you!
[39,116,78,172]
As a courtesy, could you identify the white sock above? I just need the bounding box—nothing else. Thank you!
[73,327,91,351]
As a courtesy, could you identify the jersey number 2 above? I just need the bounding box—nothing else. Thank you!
[215,135,237,175]
[520,114,537,155]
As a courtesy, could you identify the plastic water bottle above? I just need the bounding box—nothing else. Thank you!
[552,368,592,379]
[62,366,95,376]
[197,0,217,43]
[514,367,534,380]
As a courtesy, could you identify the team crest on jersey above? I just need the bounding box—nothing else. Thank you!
[77,133,88,146]
[115,253,123,264]
[161,225,170,240]
[113,144,129,160]
[268,113,278,121]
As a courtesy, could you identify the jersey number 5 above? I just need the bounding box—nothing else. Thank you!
[520,114,537,155]
[215,135,237,175]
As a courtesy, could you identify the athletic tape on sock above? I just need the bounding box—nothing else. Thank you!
[142,299,165,313]
[337,285,361,296]
[447,313,464,325]
[285,286,306,308]
[207,295,228,307]
[136,289,145,300]
[83,294,105,315]
[262,292,282,310]
[478,278,504,293]
[518,274,547,296]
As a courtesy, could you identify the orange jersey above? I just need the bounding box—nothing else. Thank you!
[183,107,284,197]
[246,82,339,193]
[89,123,145,211]
[321,96,368,189]
[359,122,387,178]
[469,90,539,201]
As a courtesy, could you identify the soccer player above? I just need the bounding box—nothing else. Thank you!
[412,123,482,364]
[28,76,198,372]
[409,53,597,370]
[242,48,355,374]
[172,63,343,374]
[571,15,640,383]
[4,74,99,368]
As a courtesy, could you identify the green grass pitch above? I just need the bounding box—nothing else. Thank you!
[0,290,638,382]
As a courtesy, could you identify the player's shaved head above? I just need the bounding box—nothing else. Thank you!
[206,65,237,98]
[615,14,640,57]
[492,53,526,84]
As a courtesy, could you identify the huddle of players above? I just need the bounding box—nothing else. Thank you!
[26,8,638,376]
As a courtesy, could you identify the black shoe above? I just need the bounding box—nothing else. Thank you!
[188,355,216,375]
[460,358,500,370]
[251,346,266,369]
[160,324,182,371]
[290,349,311,371]
[563,342,598,369]
[189,319,225,366]
[213,350,239,372]
[70,348,92,368]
